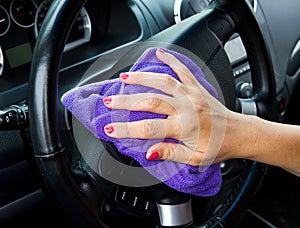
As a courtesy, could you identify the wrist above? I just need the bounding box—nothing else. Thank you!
[223,111,259,161]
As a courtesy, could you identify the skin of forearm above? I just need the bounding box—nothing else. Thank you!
[255,118,300,176]
[226,112,300,177]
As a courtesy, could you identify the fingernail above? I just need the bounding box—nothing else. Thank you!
[147,151,159,161]
[103,96,112,105]
[120,73,129,80]
[157,48,165,54]
[104,125,114,134]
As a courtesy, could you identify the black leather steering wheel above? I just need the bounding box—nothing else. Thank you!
[28,0,276,227]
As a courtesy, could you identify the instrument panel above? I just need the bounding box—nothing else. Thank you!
[10,0,37,28]
[34,0,91,52]
[0,0,91,77]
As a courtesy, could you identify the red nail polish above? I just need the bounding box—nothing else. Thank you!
[120,73,129,80]
[103,96,112,105]
[147,151,159,161]
[104,125,114,134]
[157,48,165,54]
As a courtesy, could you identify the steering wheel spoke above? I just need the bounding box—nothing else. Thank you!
[151,2,235,64]
[157,199,193,227]
[237,98,258,116]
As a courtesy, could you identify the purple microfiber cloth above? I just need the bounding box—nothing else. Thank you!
[61,47,222,196]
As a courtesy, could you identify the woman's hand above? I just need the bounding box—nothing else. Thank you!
[103,49,256,167]
[100,49,300,175]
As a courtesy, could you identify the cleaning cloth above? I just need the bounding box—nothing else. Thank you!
[61,47,222,196]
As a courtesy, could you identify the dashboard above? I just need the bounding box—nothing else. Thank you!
[0,0,37,99]
[0,0,140,109]
[0,0,92,69]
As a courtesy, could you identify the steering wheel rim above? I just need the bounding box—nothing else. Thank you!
[28,0,276,227]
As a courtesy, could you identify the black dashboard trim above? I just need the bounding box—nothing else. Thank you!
[0,83,28,109]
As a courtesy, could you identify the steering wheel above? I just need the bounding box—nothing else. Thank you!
[28,0,276,227]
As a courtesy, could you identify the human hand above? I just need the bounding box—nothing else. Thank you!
[103,49,243,167]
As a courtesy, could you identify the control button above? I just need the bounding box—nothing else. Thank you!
[116,189,130,204]
[277,98,285,114]
[0,103,28,130]
[141,200,152,212]
[115,186,155,216]
[121,191,128,201]
[129,195,143,209]
[233,63,250,77]
[236,81,253,98]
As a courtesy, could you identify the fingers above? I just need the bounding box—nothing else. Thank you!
[146,142,203,167]
[119,71,186,97]
[104,118,180,139]
[119,49,200,93]
[104,93,176,116]
[155,48,198,86]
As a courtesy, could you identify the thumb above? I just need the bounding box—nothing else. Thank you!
[146,142,203,166]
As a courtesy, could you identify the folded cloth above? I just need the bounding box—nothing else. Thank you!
[61,47,222,197]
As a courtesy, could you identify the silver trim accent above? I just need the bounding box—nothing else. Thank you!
[247,209,277,228]
[10,0,37,28]
[240,82,251,92]
[157,200,193,226]
[64,107,72,130]
[34,4,92,53]
[0,5,11,36]
[0,46,3,76]
[224,36,247,64]
[236,82,253,98]
[290,39,300,60]
[238,98,257,115]
[173,0,182,24]
[253,0,258,13]
[34,148,64,158]
[64,7,92,52]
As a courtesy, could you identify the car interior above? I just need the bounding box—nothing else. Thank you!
[0,0,299,227]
